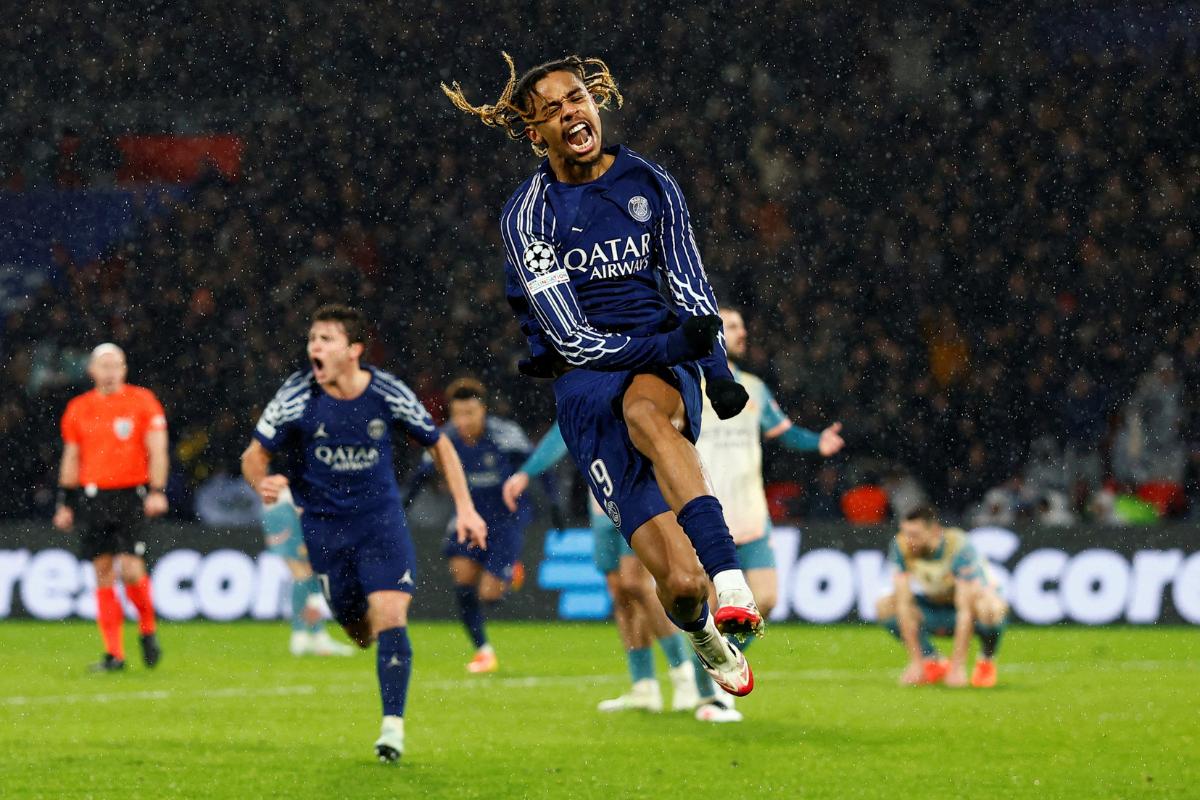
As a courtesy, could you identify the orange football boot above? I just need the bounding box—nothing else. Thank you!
[970,659,997,688]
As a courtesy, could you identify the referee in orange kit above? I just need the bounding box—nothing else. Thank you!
[53,343,169,671]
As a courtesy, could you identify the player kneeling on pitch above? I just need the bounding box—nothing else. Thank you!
[877,505,1007,688]
[242,304,487,763]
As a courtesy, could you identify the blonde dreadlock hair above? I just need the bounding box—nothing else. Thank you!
[441,52,623,157]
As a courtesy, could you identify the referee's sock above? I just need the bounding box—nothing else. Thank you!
[124,575,157,635]
[96,587,125,660]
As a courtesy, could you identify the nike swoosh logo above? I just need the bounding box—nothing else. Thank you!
[571,227,584,232]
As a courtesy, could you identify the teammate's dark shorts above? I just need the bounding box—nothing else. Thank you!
[302,502,417,627]
[443,519,524,582]
[553,362,704,544]
[78,487,147,561]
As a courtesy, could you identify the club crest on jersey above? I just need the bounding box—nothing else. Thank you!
[523,241,556,275]
[627,195,651,222]
[113,417,134,440]
[605,499,622,529]
[367,418,386,440]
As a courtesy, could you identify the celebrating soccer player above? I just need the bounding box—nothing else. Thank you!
[444,53,759,696]
[241,305,487,763]
[54,343,168,672]
[877,506,1008,688]
[402,378,536,674]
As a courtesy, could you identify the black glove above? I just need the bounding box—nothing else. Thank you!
[706,378,749,420]
[517,351,567,379]
[665,314,722,364]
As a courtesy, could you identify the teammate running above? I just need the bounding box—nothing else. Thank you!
[876,505,1008,688]
[403,378,534,674]
[241,304,487,763]
[503,424,699,713]
[53,343,167,672]
[444,53,759,697]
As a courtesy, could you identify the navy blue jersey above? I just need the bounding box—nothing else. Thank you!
[253,366,440,517]
[421,416,533,528]
[500,145,734,381]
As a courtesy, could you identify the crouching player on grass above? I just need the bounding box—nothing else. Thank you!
[877,506,1008,688]
[241,304,487,763]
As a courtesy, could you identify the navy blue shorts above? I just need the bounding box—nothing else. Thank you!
[443,520,524,582]
[553,363,704,544]
[302,502,416,627]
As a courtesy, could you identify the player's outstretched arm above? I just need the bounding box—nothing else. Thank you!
[502,422,570,512]
[427,434,487,549]
[240,439,289,504]
[894,573,927,685]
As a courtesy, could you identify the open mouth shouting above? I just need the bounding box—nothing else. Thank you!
[565,121,596,156]
[311,357,326,379]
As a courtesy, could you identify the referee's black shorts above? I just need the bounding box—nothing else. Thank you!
[78,487,147,561]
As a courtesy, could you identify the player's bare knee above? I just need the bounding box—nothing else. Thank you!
[662,569,705,608]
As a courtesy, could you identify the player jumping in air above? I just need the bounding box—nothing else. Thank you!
[402,378,535,674]
[877,506,1008,688]
[443,53,759,696]
[241,305,487,763]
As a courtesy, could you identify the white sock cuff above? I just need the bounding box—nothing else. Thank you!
[712,570,749,597]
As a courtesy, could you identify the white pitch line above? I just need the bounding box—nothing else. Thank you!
[1,659,1195,710]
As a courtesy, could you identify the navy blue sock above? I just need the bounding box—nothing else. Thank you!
[975,622,1005,659]
[376,627,412,717]
[668,601,710,633]
[676,496,739,578]
[883,617,937,658]
[455,585,487,649]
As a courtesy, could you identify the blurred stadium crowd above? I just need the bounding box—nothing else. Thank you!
[1,2,1198,523]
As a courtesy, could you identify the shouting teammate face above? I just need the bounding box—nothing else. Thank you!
[526,71,604,169]
[307,321,363,386]
[720,309,747,360]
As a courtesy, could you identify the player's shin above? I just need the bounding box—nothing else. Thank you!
[123,575,156,635]
[975,620,1006,659]
[676,497,761,637]
[376,627,412,718]
[95,586,125,660]
[455,585,487,649]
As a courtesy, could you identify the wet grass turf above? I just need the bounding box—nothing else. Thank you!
[0,621,1196,799]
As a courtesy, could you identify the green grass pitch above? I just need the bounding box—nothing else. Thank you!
[0,621,1196,799]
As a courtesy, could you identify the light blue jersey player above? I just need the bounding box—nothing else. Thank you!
[691,307,846,721]
[504,424,699,714]
[445,53,759,698]
[403,378,534,673]
[260,486,354,657]
[241,305,487,763]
